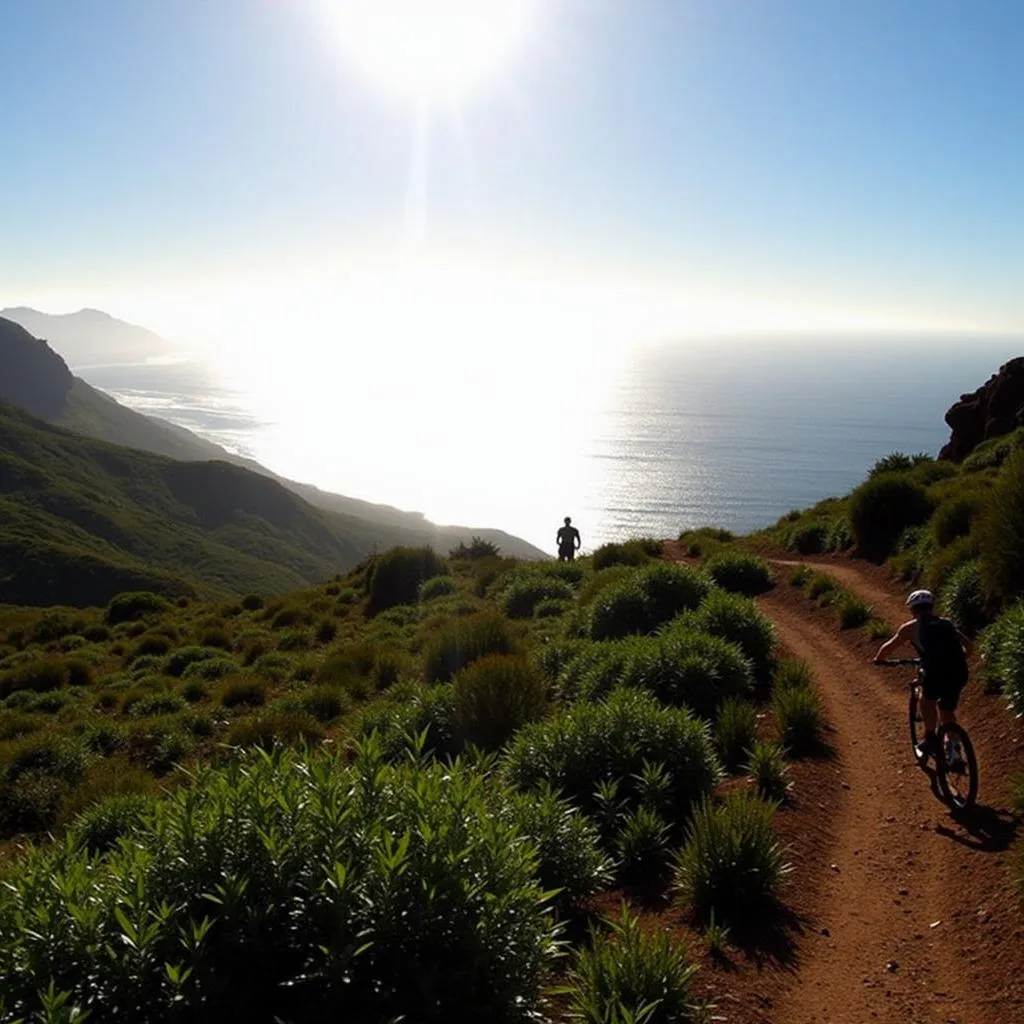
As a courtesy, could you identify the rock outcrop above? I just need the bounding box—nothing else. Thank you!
[940,357,1024,461]
[0,316,74,419]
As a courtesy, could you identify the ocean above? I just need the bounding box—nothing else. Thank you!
[78,336,1022,555]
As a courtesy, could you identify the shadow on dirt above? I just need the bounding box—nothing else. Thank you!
[936,803,1020,854]
[724,903,806,973]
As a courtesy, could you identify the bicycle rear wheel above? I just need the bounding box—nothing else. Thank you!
[936,723,978,811]
[909,685,927,766]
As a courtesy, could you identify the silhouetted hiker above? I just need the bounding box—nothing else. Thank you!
[556,517,581,561]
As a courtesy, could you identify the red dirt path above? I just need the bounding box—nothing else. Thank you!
[759,559,1024,1024]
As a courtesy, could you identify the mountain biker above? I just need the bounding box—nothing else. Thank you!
[873,589,973,762]
[556,516,581,562]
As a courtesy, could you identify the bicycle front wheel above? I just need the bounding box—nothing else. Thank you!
[936,723,978,811]
[909,685,927,766]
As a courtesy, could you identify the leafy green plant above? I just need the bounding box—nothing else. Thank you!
[592,539,659,571]
[424,611,517,683]
[806,572,838,602]
[941,560,988,633]
[589,564,711,640]
[227,711,324,749]
[688,589,776,676]
[419,575,458,601]
[368,545,446,613]
[787,564,813,587]
[66,793,154,853]
[615,806,673,885]
[979,604,1024,713]
[788,522,828,555]
[0,745,558,1023]
[836,592,871,629]
[218,677,268,709]
[745,740,791,801]
[504,688,720,824]
[500,571,574,618]
[849,473,934,559]
[713,697,759,772]
[674,790,789,923]
[105,591,170,625]
[772,683,825,754]
[979,450,1024,605]
[452,654,547,751]
[562,904,703,1024]
[704,552,772,595]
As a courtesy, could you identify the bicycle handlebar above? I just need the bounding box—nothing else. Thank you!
[875,658,921,666]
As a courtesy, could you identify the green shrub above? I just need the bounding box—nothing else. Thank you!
[163,646,218,677]
[788,564,813,587]
[866,618,893,640]
[788,522,828,554]
[0,747,558,1022]
[506,786,611,912]
[826,516,855,552]
[218,677,268,708]
[713,697,759,772]
[589,563,711,640]
[227,711,324,750]
[300,685,351,723]
[772,683,825,754]
[925,534,980,593]
[181,656,238,682]
[270,605,309,629]
[932,497,979,548]
[615,806,672,885]
[199,626,232,649]
[368,545,446,613]
[453,655,547,751]
[704,552,772,595]
[962,427,1024,471]
[105,591,170,625]
[849,473,934,558]
[0,657,86,699]
[869,451,931,477]
[501,572,574,618]
[424,611,517,683]
[979,449,1024,605]
[535,598,568,619]
[979,604,1024,714]
[314,618,337,645]
[746,740,790,800]
[67,793,154,853]
[83,624,111,643]
[689,589,776,676]
[128,693,187,717]
[277,628,311,651]
[0,710,42,742]
[807,572,838,602]
[504,689,720,823]
[449,536,501,560]
[29,612,82,644]
[564,904,703,1024]
[241,593,264,611]
[836,592,871,629]
[592,540,654,571]
[419,575,458,601]
[941,560,988,633]
[132,633,172,658]
[177,678,209,703]
[674,791,789,923]
[353,684,458,761]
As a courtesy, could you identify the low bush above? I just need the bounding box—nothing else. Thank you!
[218,677,268,709]
[979,449,1024,606]
[368,546,446,613]
[419,575,458,601]
[535,598,568,619]
[132,633,172,659]
[688,589,776,676]
[449,536,501,560]
[788,522,828,555]
[807,572,838,603]
[615,806,673,885]
[932,497,980,548]
[826,516,855,552]
[241,593,264,611]
[869,451,931,477]
[849,473,933,559]
[674,791,789,923]
[746,740,791,801]
[0,747,558,1022]
[163,646,218,677]
[592,539,656,571]
[504,688,720,823]
[300,685,351,723]
[788,564,813,587]
[105,591,170,625]
[181,656,238,682]
[314,618,337,644]
[713,697,759,772]
[979,604,1024,714]
[500,572,574,618]
[589,563,711,640]
[353,684,458,762]
[772,683,825,754]
[227,711,324,750]
[453,655,547,751]
[67,793,155,853]
[424,611,517,683]
[836,592,871,629]
[941,560,988,633]
[199,626,232,649]
[564,904,703,1024]
[128,693,187,717]
[704,552,772,595]
[0,657,91,699]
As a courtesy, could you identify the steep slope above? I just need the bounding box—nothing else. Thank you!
[0,316,545,560]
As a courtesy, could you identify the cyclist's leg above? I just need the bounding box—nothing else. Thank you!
[920,695,939,735]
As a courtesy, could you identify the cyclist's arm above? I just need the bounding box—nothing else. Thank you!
[873,620,914,662]
[574,530,581,549]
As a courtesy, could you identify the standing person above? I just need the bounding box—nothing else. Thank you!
[873,589,973,762]
[556,517,581,561]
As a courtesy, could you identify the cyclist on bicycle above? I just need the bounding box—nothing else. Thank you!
[873,589,973,762]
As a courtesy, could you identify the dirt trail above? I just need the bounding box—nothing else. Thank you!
[757,564,1024,1024]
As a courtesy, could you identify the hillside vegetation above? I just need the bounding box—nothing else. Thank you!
[0,539,809,1021]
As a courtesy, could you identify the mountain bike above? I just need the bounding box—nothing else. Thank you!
[877,658,978,811]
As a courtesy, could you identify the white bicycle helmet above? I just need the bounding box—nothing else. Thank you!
[906,589,934,609]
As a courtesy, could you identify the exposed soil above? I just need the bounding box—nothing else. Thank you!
[756,559,1024,1024]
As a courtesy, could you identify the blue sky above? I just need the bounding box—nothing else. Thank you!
[2,0,1023,337]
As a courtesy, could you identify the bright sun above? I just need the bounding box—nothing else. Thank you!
[321,0,540,101]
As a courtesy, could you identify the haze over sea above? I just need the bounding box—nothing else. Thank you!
[79,335,1022,555]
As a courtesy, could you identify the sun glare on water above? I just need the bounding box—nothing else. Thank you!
[322,0,540,101]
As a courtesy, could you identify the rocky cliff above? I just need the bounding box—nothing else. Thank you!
[940,357,1024,461]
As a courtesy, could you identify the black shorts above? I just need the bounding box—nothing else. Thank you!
[921,670,966,712]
